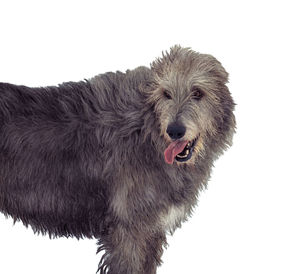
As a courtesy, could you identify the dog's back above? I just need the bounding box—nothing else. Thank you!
[0,81,111,238]
[0,67,155,239]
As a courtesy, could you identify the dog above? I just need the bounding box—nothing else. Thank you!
[0,46,235,274]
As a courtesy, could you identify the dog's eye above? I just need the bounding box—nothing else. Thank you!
[163,90,172,99]
[192,88,204,100]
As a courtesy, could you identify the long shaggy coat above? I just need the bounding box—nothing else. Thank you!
[0,46,235,274]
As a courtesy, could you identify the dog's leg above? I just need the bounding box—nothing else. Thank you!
[97,224,166,274]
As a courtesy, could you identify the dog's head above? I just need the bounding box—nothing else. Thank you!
[148,45,235,165]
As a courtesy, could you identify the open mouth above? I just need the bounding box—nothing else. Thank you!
[175,138,197,162]
[164,137,198,164]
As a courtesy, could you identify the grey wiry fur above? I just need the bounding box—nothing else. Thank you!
[0,46,235,274]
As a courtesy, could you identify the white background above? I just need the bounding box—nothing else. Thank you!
[0,0,299,273]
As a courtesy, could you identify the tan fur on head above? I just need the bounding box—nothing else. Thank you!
[148,45,233,165]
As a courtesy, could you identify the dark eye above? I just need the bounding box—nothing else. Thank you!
[192,88,204,100]
[163,90,172,99]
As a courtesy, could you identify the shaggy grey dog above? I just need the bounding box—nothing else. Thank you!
[0,46,235,274]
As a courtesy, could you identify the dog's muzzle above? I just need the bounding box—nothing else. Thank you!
[164,138,198,164]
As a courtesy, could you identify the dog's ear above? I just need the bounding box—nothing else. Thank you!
[199,54,228,84]
[204,54,229,84]
[139,79,156,95]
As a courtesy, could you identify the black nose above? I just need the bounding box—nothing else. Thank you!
[166,123,186,140]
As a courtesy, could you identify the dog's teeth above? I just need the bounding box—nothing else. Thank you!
[176,149,190,159]
[177,153,188,158]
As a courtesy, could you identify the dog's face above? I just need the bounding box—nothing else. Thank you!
[149,46,235,165]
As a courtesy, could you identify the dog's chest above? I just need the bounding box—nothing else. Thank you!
[160,205,187,233]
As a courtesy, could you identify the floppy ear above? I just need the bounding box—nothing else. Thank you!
[139,79,156,95]
[203,54,229,84]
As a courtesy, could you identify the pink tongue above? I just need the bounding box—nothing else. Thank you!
[164,140,189,164]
